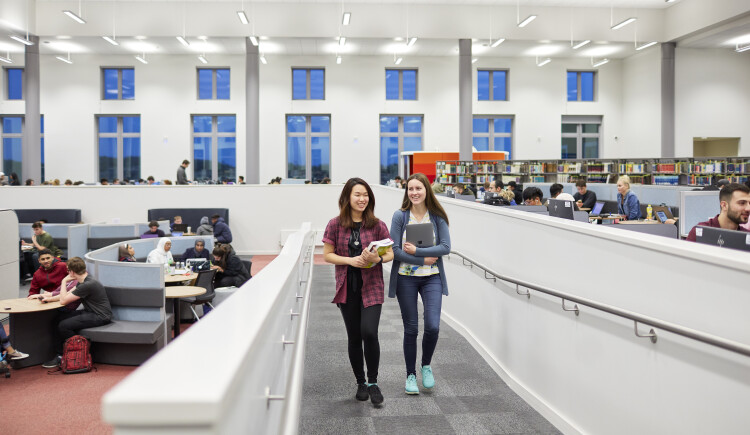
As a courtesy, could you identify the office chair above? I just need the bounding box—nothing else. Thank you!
[183,269,217,321]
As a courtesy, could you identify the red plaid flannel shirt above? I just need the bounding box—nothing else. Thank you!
[322,216,390,308]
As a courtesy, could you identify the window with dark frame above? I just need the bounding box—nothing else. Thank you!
[102,68,135,100]
[291,68,325,100]
[385,69,417,100]
[561,116,602,159]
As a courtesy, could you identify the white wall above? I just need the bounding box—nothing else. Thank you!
[620,49,662,158]
[675,48,750,157]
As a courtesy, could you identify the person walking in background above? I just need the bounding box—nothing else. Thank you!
[389,173,451,395]
[176,159,190,185]
[323,178,393,407]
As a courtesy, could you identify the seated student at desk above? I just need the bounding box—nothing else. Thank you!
[196,216,214,236]
[147,238,174,265]
[211,245,250,288]
[522,187,544,206]
[508,181,523,205]
[453,183,475,198]
[21,221,63,271]
[616,175,641,220]
[43,257,112,369]
[182,239,210,261]
[687,183,750,241]
[547,183,577,205]
[574,179,597,209]
[118,244,136,262]
[170,216,183,233]
[27,249,67,297]
[142,220,165,238]
[211,215,233,244]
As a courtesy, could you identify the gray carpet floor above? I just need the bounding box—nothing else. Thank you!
[299,265,560,435]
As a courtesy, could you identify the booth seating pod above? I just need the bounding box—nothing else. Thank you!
[14,209,81,224]
[147,208,229,235]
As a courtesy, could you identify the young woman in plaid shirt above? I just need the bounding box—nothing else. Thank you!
[389,173,451,395]
[323,178,394,406]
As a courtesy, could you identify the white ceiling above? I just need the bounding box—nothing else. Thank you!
[0,0,747,60]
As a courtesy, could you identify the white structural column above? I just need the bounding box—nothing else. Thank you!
[661,42,676,158]
[23,35,42,183]
[458,39,473,161]
[245,40,260,184]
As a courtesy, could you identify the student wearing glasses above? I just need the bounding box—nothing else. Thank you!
[522,186,544,205]
[390,173,451,396]
[323,178,393,407]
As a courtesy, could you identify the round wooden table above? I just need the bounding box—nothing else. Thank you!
[164,271,198,284]
[165,286,206,338]
[0,298,64,368]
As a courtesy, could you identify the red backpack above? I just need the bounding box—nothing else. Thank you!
[61,335,93,374]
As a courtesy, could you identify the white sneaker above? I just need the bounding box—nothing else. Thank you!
[8,350,29,360]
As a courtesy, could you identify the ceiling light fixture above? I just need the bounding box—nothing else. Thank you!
[342,12,351,26]
[490,38,506,48]
[536,56,551,67]
[572,40,590,50]
[0,53,11,64]
[518,15,537,28]
[260,54,267,64]
[736,43,750,53]
[665,0,676,3]
[63,9,86,24]
[135,53,148,64]
[636,41,658,51]
[177,2,190,47]
[395,57,403,65]
[102,36,119,46]
[10,35,34,46]
[237,11,249,24]
[249,36,259,46]
[472,58,478,64]
[198,54,208,64]
[611,17,636,30]
[339,36,346,46]
[176,36,190,47]
[592,58,609,67]
[56,53,73,64]
[407,37,417,47]
[336,55,342,64]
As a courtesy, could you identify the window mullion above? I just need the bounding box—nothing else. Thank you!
[213,70,217,100]
[399,71,403,100]
[212,116,219,179]
[488,73,494,101]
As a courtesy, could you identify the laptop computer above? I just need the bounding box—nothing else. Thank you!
[173,223,188,233]
[547,198,575,220]
[405,223,434,248]
[186,258,210,271]
[651,205,674,222]
[694,226,750,252]
[589,201,605,216]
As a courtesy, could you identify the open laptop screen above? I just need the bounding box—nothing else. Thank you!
[590,201,605,215]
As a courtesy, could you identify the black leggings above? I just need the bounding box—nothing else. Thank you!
[54,310,110,354]
[339,291,382,385]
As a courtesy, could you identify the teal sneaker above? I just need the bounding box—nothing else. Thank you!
[405,374,419,395]
[421,365,435,389]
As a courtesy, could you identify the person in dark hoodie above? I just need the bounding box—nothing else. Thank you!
[26,249,68,297]
[196,216,214,236]
[211,245,249,287]
[211,214,232,244]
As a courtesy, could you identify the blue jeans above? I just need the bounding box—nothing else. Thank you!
[396,273,443,376]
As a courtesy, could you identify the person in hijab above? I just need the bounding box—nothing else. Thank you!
[118,244,136,262]
[147,238,174,265]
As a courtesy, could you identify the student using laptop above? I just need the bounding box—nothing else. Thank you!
[390,173,451,396]
[522,186,544,205]
[142,220,165,238]
[323,178,393,407]
[616,175,641,220]
[547,183,576,204]
[687,183,750,242]
[574,179,597,209]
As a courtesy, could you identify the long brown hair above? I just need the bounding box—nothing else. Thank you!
[339,177,379,229]
[401,173,450,225]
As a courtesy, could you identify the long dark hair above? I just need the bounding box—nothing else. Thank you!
[212,245,230,269]
[338,177,379,229]
[401,173,450,225]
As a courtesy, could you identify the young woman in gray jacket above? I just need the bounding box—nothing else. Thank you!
[389,173,451,396]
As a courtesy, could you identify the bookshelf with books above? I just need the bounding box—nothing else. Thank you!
[433,157,750,189]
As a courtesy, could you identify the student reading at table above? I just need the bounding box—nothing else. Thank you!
[147,238,174,265]
[687,183,750,242]
[43,257,112,369]
[616,175,642,220]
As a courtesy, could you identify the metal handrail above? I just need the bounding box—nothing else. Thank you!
[279,242,315,435]
[450,250,750,358]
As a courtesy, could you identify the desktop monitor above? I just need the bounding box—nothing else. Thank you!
[694,226,750,252]
[547,198,575,220]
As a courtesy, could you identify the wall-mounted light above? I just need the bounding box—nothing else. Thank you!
[572,40,590,50]
[342,12,351,26]
[636,41,658,51]
[611,17,637,30]
[490,38,505,48]
[10,35,33,46]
